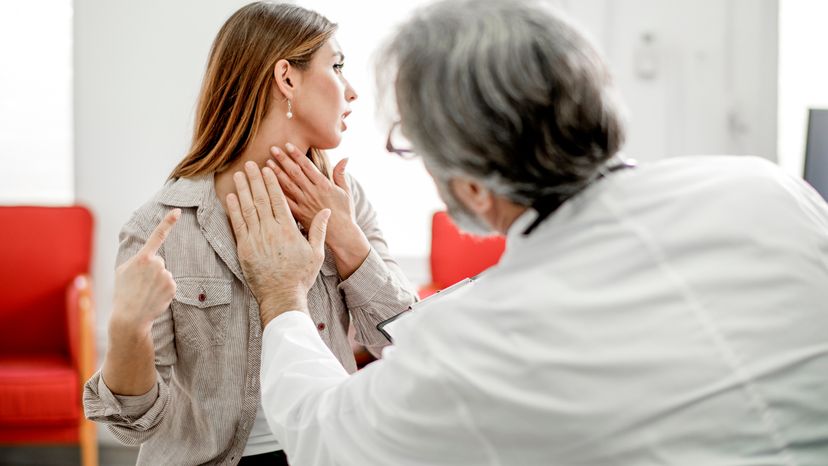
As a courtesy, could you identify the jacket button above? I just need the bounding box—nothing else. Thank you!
[317,322,326,331]
[198,293,206,302]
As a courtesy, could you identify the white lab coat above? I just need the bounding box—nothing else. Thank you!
[260,156,828,466]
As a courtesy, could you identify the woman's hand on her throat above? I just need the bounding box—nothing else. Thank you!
[268,144,370,278]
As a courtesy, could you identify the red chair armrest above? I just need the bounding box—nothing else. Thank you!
[65,275,96,381]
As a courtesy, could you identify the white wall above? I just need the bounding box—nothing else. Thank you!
[0,0,73,204]
[777,0,828,176]
[559,0,778,162]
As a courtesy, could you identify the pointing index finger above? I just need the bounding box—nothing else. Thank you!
[141,209,181,256]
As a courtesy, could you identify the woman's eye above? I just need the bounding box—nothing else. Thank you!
[333,63,345,73]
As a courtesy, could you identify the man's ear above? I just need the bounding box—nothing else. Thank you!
[450,176,493,216]
[273,59,300,100]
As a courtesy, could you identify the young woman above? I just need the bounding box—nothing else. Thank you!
[82,3,416,465]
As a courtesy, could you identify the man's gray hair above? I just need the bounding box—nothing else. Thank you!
[377,0,626,206]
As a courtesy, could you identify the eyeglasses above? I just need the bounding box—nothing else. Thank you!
[385,121,417,159]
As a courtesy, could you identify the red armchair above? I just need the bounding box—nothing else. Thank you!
[419,211,506,298]
[352,211,507,368]
[0,206,97,466]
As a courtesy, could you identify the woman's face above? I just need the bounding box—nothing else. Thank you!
[293,38,358,149]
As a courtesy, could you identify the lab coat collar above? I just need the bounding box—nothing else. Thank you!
[505,208,540,247]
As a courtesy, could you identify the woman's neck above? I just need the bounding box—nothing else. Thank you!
[214,113,310,213]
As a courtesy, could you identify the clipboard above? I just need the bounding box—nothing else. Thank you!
[376,276,477,343]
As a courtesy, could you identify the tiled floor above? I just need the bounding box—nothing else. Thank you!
[0,446,138,466]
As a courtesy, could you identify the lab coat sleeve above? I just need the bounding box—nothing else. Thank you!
[260,311,489,466]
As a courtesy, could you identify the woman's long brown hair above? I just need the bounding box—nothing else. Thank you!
[170,2,336,180]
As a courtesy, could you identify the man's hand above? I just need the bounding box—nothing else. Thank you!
[111,209,180,334]
[227,161,331,327]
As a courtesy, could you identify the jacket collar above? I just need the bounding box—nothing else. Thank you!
[157,174,213,208]
[156,173,339,283]
[158,174,248,286]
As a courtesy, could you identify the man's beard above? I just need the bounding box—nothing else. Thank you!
[433,175,494,236]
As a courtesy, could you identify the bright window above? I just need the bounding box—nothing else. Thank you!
[0,0,73,204]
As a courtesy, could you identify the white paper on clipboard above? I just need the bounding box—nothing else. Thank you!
[376,276,477,343]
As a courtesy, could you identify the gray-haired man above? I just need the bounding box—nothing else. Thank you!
[222,0,828,464]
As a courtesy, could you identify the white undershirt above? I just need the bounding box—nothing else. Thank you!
[242,400,281,456]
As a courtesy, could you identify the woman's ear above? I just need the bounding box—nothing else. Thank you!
[450,176,494,216]
[273,59,300,101]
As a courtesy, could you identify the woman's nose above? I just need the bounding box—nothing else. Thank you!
[345,80,358,102]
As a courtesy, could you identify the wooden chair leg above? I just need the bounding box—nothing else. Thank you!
[75,274,98,466]
[80,418,98,466]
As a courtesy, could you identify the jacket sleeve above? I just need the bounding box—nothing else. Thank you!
[81,213,178,446]
[337,174,418,357]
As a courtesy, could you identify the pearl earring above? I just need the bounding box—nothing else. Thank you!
[286,100,293,119]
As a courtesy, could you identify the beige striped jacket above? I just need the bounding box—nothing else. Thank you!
[82,173,416,465]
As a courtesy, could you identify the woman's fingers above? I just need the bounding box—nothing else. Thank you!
[233,171,260,232]
[332,158,350,195]
[270,161,304,202]
[284,143,327,185]
[270,146,315,190]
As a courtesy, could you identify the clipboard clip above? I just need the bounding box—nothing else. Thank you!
[376,276,477,343]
